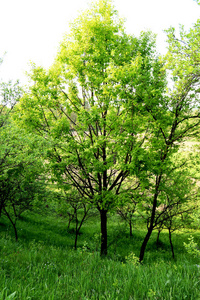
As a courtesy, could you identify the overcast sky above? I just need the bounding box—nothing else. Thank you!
[0,0,199,84]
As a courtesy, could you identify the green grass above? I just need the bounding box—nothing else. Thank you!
[0,212,200,299]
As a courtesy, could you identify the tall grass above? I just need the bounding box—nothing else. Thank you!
[0,212,200,299]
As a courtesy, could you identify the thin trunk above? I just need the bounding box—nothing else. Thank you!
[139,227,153,262]
[74,209,78,250]
[100,209,107,256]
[156,229,161,246]
[129,220,133,237]
[139,175,162,262]
[74,206,90,250]
[13,223,18,241]
[169,228,175,259]
[100,117,108,256]
[74,230,78,250]
[0,199,6,217]
[67,217,72,229]
[77,208,89,234]
[4,209,18,241]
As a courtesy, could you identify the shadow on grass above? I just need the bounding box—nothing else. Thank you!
[0,211,191,263]
[0,211,103,252]
[0,212,77,249]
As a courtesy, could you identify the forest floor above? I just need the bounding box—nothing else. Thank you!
[0,211,200,299]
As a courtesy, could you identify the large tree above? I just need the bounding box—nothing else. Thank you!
[16,0,165,255]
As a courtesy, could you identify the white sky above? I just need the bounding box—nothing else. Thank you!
[0,0,199,84]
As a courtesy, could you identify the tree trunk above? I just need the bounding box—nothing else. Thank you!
[168,228,175,259]
[74,206,89,250]
[139,227,153,262]
[139,174,162,262]
[129,221,133,237]
[74,221,78,250]
[4,208,18,241]
[13,222,18,242]
[100,209,107,256]
[67,215,73,229]
[156,229,161,246]
[0,203,3,217]
[74,209,78,250]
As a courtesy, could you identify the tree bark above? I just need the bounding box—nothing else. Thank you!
[129,221,133,237]
[13,222,18,242]
[74,206,89,250]
[156,229,161,246]
[74,216,78,250]
[4,208,18,241]
[139,175,162,262]
[139,227,153,262]
[168,228,175,259]
[100,209,107,256]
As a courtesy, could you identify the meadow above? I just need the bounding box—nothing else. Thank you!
[0,211,200,300]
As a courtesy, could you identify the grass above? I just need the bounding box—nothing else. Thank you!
[0,211,200,299]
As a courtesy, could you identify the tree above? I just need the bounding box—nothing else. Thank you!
[0,66,48,238]
[141,166,198,259]
[16,0,165,256]
[0,118,48,240]
[0,75,22,217]
[0,79,22,128]
[55,188,92,249]
[117,191,140,237]
[137,18,200,262]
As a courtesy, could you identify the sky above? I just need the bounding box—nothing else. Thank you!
[0,0,199,85]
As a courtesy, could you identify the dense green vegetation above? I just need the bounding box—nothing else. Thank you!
[0,0,200,298]
[0,211,200,299]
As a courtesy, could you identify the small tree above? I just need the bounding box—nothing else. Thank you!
[137,140,200,262]
[137,18,200,261]
[1,163,46,241]
[117,188,140,237]
[0,121,47,240]
[0,76,22,218]
[55,189,92,249]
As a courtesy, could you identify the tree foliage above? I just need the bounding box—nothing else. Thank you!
[0,67,48,239]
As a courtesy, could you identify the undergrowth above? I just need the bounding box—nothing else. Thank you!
[0,212,200,299]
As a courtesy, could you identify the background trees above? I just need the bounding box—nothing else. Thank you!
[0,67,48,240]
[0,113,48,240]
[0,78,22,218]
